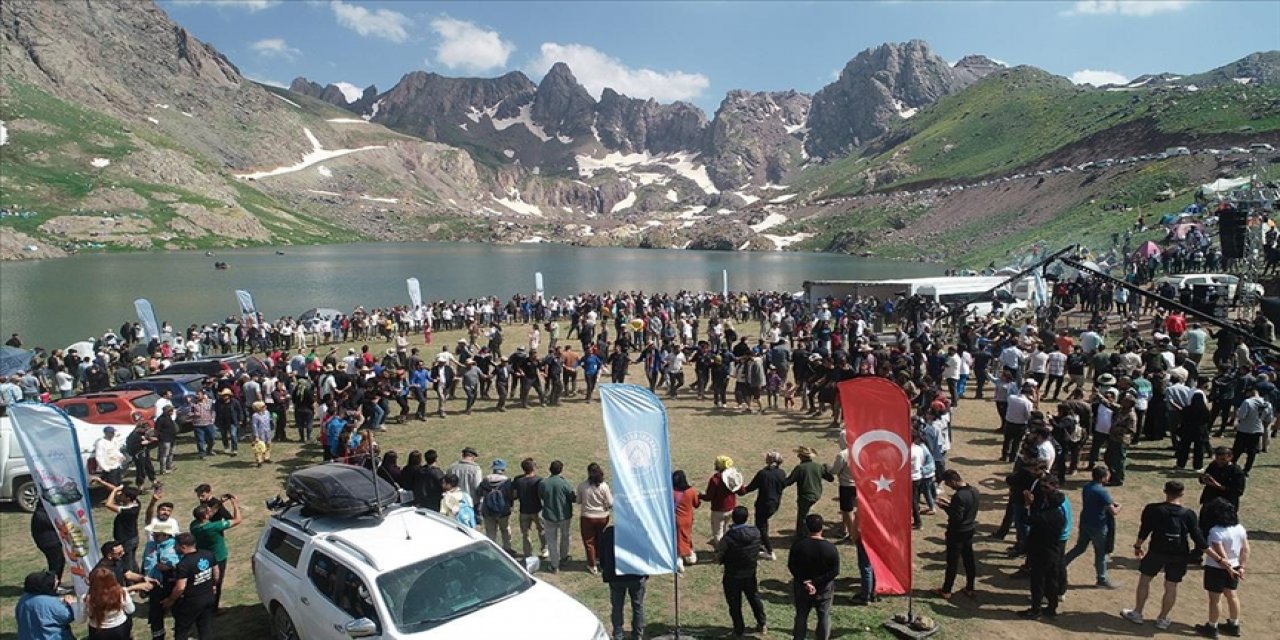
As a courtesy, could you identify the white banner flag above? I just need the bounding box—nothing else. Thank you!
[407,278,422,309]
[235,289,257,328]
[8,404,101,599]
[535,272,544,300]
[134,298,160,341]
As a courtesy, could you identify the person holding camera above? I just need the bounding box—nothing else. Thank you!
[189,491,242,615]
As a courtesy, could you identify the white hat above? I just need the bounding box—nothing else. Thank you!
[145,520,180,536]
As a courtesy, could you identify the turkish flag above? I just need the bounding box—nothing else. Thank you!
[837,376,913,595]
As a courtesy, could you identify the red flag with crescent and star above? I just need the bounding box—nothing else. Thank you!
[837,376,913,595]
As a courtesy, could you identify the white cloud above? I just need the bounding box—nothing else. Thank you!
[529,43,710,102]
[330,0,411,43]
[1070,69,1129,86]
[429,17,515,74]
[1063,1,1193,17]
[332,82,363,103]
[249,37,301,60]
[171,0,280,11]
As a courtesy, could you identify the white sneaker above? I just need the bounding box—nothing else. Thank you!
[1155,618,1172,630]
[1121,609,1144,624]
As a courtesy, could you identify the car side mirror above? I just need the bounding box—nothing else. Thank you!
[345,618,378,638]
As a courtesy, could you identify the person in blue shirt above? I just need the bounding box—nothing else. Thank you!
[1064,465,1122,588]
[324,412,348,461]
[15,571,76,640]
[579,349,603,403]
[408,362,431,420]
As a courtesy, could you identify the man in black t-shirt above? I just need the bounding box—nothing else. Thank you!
[788,514,839,640]
[512,458,547,559]
[937,470,979,598]
[163,532,220,640]
[1121,481,1207,629]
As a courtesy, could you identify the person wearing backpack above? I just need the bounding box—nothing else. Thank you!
[1122,481,1208,630]
[441,473,476,528]
[480,459,515,554]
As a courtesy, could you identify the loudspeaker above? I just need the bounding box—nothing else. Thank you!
[1220,208,1246,260]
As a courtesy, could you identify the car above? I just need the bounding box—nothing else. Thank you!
[253,503,606,640]
[159,354,268,380]
[1154,273,1263,301]
[53,390,159,427]
[0,414,124,512]
[111,374,207,429]
[1250,142,1275,153]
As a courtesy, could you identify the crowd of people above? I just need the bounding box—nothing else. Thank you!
[9,271,1275,640]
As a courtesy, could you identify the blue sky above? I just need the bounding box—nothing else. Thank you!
[164,0,1280,113]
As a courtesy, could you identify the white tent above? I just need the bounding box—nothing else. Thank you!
[1199,176,1254,198]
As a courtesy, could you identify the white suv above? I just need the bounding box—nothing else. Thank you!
[253,504,606,640]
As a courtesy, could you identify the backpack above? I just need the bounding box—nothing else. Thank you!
[455,495,477,527]
[481,480,512,517]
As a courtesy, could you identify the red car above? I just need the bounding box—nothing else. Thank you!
[54,390,160,427]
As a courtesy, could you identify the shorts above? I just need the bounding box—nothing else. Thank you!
[1203,566,1238,593]
[838,485,856,513]
[1069,374,1085,387]
[1138,553,1188,583]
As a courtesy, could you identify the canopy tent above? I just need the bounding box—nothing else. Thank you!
[1200,176,1254,199]
[63,340,97,359]
[1133,241,1162,259]
[0,347,34,377]
[1183,203,1205,214]
[1170,222,1204,240]
[1158,213,1180,226]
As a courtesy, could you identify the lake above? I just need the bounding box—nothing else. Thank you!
[0,242,939,348]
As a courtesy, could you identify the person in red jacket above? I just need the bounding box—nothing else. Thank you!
[701,455,742,546]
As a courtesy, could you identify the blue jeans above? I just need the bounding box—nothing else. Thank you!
[218,423,238,452]
[856,541,875,597]
[1064,524,1109,583]
[193,425,215,456]
[369,403,386,429]
[957,374,970,397]
[609,579,646,639]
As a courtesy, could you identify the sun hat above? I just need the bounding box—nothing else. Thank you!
[218,389,232,396]
[1096,373,1117,386]
[794,445,815,458]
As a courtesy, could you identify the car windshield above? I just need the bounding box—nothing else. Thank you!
[131,393,159,409]
[376,541,533,633]
[182,380,204,394]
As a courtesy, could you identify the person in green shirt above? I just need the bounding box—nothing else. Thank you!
[785,446,831,540]
[189,494,242,613]
[538,460,576,573]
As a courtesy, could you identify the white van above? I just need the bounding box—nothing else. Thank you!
[1154,273,1264,300]
[0,413,124,512]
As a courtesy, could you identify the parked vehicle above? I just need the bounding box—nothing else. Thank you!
[253,502,605,639]
[1154,273,1264,301]
[1165,146,1191,157]
[160,354,268,380]
[53,390,159,427]
[1,414,123,512]
[1250,142,1275,153]
[111,374,206,429]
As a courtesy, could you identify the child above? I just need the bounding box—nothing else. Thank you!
[783,381,797,411]
[250,400,273,467]
[765,367,782,409]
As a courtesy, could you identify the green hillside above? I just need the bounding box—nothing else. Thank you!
[799,67,1280,199]
[0,80,350,251]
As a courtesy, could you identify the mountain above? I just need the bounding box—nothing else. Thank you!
[804,40,982,161]
[0,0,495,257]
[1110,51,1280,90]
[288,77,378,114]
[2,0,1275,265]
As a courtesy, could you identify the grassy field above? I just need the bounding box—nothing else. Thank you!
[1,324,1276,639]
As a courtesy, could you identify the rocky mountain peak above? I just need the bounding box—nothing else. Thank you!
[804,39,969,160]
[952,54,1006,84]
[289,76,379,113]
[704,89,811,188]
[531,62,597,141]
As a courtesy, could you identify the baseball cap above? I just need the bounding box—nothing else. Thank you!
[491,459,508,471]
[103,426,116,434]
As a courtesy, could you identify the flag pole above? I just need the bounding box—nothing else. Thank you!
[674,568,681,639]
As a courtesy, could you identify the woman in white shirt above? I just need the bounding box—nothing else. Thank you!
[1197,499,1250,639]
[84,567,134,639]
[576,462,613,575]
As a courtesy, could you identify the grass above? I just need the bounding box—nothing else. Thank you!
[799,69,1280,200]
[2,323,1276,639]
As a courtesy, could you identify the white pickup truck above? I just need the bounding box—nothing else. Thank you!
[0,413,125,512]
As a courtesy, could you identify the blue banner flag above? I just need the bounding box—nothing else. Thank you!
[134,298,160,341]
[8,404,101,598]
[235,289,258,328]
[599,384,677,575]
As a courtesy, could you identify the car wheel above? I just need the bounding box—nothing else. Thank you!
[272,605,301,640]
[15,479,39,513]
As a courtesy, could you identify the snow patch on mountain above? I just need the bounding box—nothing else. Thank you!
[611,191,637,213]
[234,128,386,180]
[491,103,552,142]
[493,194,543,216]
[749,212,788,233]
